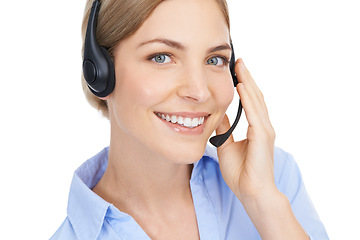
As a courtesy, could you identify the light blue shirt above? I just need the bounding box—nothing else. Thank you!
[51,146,328,240]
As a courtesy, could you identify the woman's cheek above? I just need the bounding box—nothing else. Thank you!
[129,73,175,107]
[117,64,172,106]
[213,76,234,110]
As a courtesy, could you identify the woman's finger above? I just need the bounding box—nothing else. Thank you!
[235,61,264,125]
[235,59,263,103]
[235,59,273,133]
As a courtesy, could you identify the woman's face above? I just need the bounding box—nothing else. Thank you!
[107,0,234,163]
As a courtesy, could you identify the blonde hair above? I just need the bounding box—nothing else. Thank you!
[81,0,230,119]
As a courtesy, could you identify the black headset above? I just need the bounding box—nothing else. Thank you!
[83,0,242,147]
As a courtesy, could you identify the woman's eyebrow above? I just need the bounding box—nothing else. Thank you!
[138,38,186,51]
[138,38,231,53]
[207,44,231,54]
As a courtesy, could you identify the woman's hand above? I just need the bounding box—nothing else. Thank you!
[216,59,309,240]
[216,58,277,202]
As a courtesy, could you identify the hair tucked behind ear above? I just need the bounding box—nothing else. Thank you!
[81,0,230,119]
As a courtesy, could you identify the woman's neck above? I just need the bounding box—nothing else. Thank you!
[93,128,194,216]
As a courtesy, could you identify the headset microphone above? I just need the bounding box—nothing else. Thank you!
[83,0,242,147]
[209,43,243,147]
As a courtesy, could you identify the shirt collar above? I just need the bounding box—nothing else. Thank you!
[203,144,219,162]
[66,145,218,240]
[67,147,112,240]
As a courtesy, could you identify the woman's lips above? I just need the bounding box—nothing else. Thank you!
[154,112,210,134]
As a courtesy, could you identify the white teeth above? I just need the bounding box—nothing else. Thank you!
[200,116,204,124]
[170,115,177,123]
[156,113,206,128]
[191,118,199,127]
[183,118,192,127]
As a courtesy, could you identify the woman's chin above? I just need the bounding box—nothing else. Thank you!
[157,140,209,165]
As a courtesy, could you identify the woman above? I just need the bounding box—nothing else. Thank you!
[51,0,328,239]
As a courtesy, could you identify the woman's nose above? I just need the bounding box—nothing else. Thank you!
[176,65,211,103]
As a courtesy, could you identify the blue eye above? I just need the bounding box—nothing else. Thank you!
[151,54,172,64]
[206,56,228,66]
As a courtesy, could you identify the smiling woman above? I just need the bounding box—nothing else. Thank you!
[101,0,234,164]
[50,0,328,239]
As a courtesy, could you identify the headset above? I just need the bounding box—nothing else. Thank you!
[83,0,242,147]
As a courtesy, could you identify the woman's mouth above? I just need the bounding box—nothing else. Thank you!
[155,112,210,129]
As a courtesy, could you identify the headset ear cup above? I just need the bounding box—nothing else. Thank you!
[83,0,115,98]
[86,46,115,98]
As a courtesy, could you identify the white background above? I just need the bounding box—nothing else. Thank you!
[0,0,359,239]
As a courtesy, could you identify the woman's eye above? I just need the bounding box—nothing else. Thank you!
[206,56,228,66]
[151,54,172,64]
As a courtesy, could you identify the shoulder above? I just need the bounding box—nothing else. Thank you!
[50,218,77,240]
[273,147,299,179]
[272,147,305,197]
[50,147,112,240]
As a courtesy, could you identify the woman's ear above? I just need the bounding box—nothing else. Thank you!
[99,95,110,100]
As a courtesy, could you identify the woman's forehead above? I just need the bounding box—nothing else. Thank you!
[130,0,230,47]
